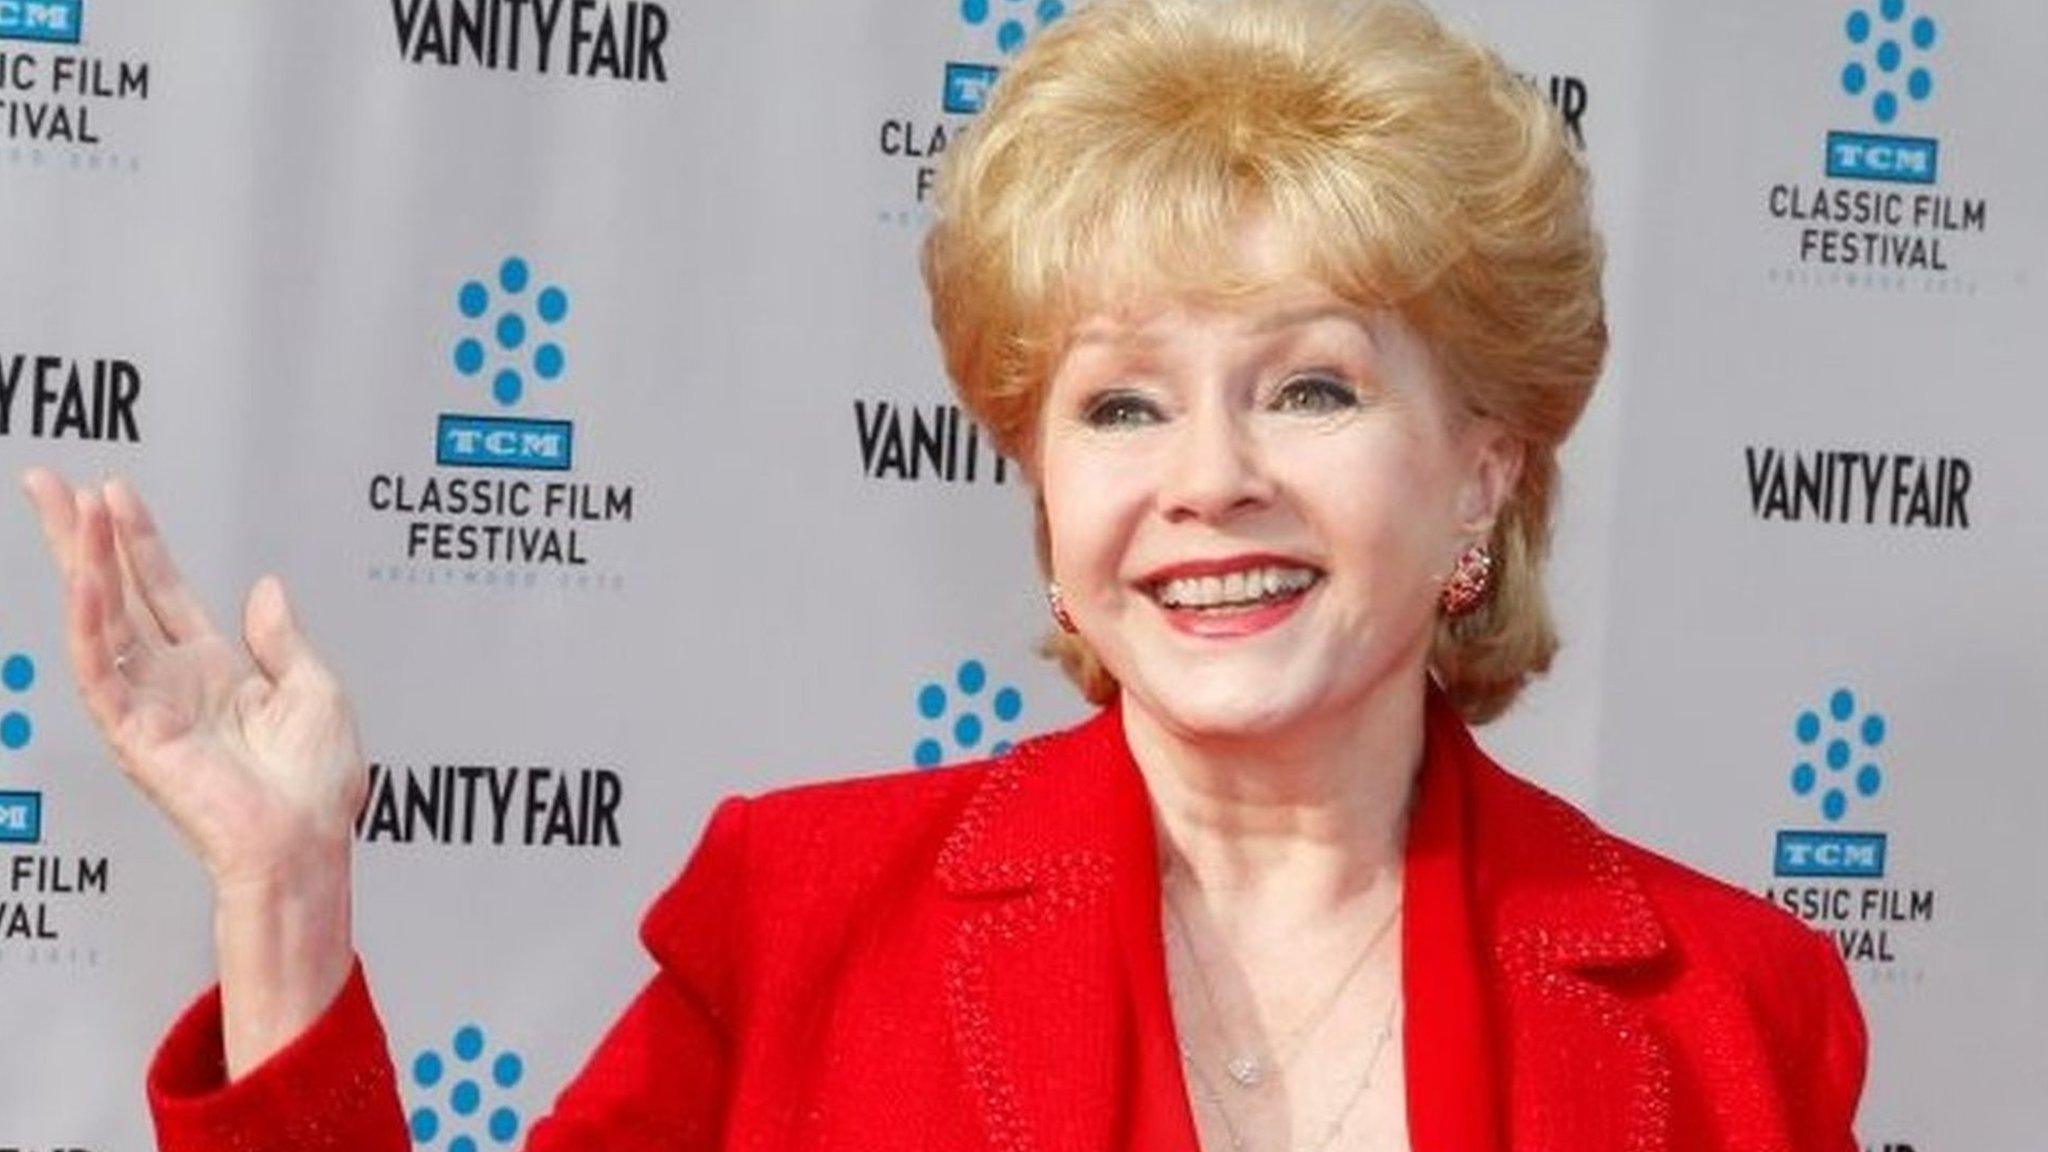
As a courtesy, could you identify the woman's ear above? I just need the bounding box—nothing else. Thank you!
[1457,423,1525,536]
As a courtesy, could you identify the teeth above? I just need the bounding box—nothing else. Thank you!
[1155,566,1317,609]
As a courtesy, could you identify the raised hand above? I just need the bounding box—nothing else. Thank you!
[20,468,365,1075]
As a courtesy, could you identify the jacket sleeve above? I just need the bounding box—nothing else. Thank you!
[145,794,755,1152]
[1796,925,1870,1152]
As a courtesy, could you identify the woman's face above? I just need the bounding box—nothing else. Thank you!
[1034,227,1521,742]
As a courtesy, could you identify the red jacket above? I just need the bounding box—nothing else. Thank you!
[148,685,1866,1151]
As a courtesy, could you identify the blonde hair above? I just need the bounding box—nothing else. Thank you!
[921,0,1607,724]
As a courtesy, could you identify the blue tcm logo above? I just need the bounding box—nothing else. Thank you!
[408,1024,526,1152]
[439,256,575,471]
[0,0,82,43]
[913,659,1023,767]
[1826,2,1939,183]
[1774,686,1889,878]
[943,0,1069,114]
[0,791,40,844]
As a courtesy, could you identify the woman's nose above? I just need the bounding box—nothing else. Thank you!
[1158,404,1274,523]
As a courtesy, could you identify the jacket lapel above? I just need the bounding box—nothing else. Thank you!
[1437,689,1675,1152]
[935,707,1194,1152]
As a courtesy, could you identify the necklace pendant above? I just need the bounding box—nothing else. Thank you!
[1225,1054,1264,1088]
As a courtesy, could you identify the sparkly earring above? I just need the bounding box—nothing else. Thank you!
[1046,582,1078,633]
[1439,543,1495,618]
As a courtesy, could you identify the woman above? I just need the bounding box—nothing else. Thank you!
[22,0,1865,1149]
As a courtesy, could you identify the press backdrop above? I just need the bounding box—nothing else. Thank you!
[0,0,2041,1148]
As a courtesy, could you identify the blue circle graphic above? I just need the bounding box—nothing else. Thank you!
[1822,789,1848,822]
[1856,764,1882,797]
[1908,68,1932,101]
[497,313,527,351]
[1874,90,1899,123]
[409,1107,439,1142]
[1791,762,1816,795]
[1879,0,1904,21]
[493,370,524,407]
[1846,10,1871,43]
[492,1052,523,1089]
[535,343,565,380]
[993,686,1022,722]
[458,281,489,319]
[1911,15,1936,48]
[499,258,530,294]
[1795,711,1821,743]
[1037,0,1065,22]
[1860,713,1887,747]
[452,1079,481,1115]
[454,1025,485,1061]
[998,19,1026,53]
[413,1051,445,1087]
[1,713,29,751]
[914,737,944,767]
[490,1106,521,1142]
[993,740,1013,755]
[962,0,989,23]
[955,712,983,749]
[1876,40,1901,73]
[1841,62,1868,95]
[1826,739,1851,770]
[536,287,568,324]
[957,659,987,695]
[455,338,485,376]
[451,1137,478,1152]
[1829,689,1855,721]
[4,654,36,692]
[917,684,947,720]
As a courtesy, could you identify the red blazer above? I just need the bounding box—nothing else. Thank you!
[148,685,1866,1151]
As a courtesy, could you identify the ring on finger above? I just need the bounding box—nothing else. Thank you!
[113,645,135,674]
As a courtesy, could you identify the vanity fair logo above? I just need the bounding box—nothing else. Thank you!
[0,353,143,443]
[1743,445,1972,530]
[1761,685,1934,983]
[404,1024,529,1151]
[0,0,152,172]
[854,398,1014,485]
[363,255,638,594]
[1762,3,2004,294]
[390,0,672,82]
[355,760,624,848]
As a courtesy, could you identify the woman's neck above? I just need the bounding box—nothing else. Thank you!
[1121,673,1427,931]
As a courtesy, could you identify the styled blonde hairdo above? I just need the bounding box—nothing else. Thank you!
[920,0,1607,725]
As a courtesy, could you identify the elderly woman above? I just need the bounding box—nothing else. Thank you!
[23,0,1864,1149]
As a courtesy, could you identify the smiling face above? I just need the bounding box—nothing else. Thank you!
[1033,226,1522,742]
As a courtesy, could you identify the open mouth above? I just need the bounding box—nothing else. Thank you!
[1144,565,1324,615]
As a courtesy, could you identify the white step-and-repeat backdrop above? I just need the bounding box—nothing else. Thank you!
[0,1,2040,1148]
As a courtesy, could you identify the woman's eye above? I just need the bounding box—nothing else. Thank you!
[1083,392,1164,428]
[1271,375,1360,414]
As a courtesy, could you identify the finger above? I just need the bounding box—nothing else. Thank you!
[74,488,154,661]
[243,576,326,688]
[21,466,82,579]
[66,562,137,737]
[103,476,218,644]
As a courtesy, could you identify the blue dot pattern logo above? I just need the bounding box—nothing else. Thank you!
[1791,687,1886,823]
[959,0,1067,57]
[453,256,570,408]
[1841,3,1937,126]
[914,659,1024,767]
[1,644,34,753]
[408,1025,525,1151]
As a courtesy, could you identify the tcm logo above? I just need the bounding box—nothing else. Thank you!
[912,658,1023,767]
[1773,687,1889,879]
[0,0,82,43]
[0,790,42,844]
[942,62,999,114]
[438,256,575,472]
[1826,2,1939,184]
[407,1024,526,1151]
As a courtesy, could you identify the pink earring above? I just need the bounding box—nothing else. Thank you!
[1046,582,1078,633]
[1439,543,1495,618]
